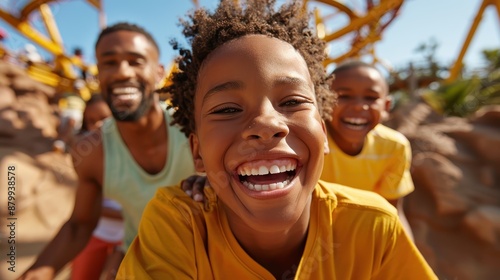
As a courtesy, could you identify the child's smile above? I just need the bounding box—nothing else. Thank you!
[237,158,297,191]
[340,117,370,130]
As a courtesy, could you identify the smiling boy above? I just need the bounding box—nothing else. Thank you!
[117,0,436,279]
[321,61,415,239]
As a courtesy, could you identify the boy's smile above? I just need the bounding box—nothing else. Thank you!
[237,158,297,191]
[190,35,327,231]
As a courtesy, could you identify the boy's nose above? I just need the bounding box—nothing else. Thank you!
[351,99,369,111]
[243,105,289,142]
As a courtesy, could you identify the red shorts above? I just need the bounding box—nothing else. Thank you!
[71,236,121,280]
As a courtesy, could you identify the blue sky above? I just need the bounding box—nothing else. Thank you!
[1,0,499,74]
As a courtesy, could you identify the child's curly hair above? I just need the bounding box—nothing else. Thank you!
[162,0,336,137]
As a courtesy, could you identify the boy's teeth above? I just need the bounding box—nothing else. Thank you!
[258,166,268,175]
[344,117,367,125]
[243,180,289,192]
[270,165,280,174]
[238,162,297,176]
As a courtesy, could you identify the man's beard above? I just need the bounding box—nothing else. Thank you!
[107,91,155,122]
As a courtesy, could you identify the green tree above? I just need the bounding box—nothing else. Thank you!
[422,48,500,117]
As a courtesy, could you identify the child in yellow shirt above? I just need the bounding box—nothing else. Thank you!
[321,61,415,240]
[117,0,435,279]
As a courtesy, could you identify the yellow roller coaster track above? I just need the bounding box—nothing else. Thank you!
[0,0,102,96]
[305,0,404,70]
[1,0,498,96]
[445,0,500,83]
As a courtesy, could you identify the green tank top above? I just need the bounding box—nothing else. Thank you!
[101,108,195,250]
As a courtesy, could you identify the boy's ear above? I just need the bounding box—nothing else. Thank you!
[189,133,206,173]
[384,95,392,112]
[381,95,392,122]
[321,120,330,155]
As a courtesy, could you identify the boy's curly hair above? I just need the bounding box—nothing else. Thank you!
[163,0,335,137]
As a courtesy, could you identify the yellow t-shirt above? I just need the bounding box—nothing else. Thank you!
[117,181,436,280]
[321,124,414,200]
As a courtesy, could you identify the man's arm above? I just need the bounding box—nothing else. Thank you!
[19,134,104,280]
[101,204,123,220]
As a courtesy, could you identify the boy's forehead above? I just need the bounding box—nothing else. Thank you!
[200,35,311,81]
[206,35,302,63]
[195,35,316,102]
[337,66,381,78]
[334,66,388,92]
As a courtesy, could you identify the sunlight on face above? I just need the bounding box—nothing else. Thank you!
[190,35,328,232]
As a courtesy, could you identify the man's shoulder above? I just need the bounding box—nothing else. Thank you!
[71,130,103,158]
[70,129,104,177]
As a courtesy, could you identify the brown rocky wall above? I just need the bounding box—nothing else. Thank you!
[0,61,77,280]
[389,102,500,280]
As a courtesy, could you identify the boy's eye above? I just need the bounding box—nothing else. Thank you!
[337,94,351,100]
[281,98,310,107]
[210,106,241,114]
[365,96,380,101]
[282,99,300,106]
[337,95,379,102]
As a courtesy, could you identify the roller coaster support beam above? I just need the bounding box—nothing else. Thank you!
[446,0,500,83]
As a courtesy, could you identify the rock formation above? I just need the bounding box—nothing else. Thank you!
[389,101,500,280]
[0,61,77,279]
